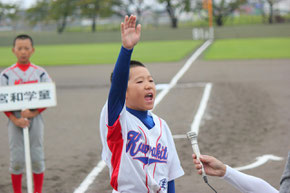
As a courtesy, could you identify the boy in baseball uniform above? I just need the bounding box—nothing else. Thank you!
[0,34,51,193]
[100,15,184,193]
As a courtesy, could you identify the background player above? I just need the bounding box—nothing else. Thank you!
[100,15,184,193]
[192,153,290,193]
[0,34,52,193]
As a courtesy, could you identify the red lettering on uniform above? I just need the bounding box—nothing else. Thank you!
[14,80,38,85]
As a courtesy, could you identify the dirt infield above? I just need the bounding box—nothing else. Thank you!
[0,57,289,193]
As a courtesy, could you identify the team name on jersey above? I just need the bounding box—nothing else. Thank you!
[14,79,38,85]
[126,130,168,165]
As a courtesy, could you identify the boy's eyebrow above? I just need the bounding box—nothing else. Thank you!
[133,75,153,81]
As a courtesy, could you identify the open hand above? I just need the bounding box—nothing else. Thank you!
[121,15,141,49]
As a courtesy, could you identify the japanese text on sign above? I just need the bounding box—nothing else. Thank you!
[0,82,56,112]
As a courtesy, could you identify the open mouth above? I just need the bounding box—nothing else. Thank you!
[145,93,153,101]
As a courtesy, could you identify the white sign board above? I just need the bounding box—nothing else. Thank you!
[0,82,57,111]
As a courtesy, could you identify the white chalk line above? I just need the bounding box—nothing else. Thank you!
[156,82,208,91]
[190,83,212,135]
[188,84,284,171]
[234,154,284,171]
[73,40,213,193]
[187,83,284,171]
[73,161,107,193]
[153,39,213,109]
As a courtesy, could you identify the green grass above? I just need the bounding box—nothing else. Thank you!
[0,40,202,67]
[1,37,289,67]
[204,37,290,60]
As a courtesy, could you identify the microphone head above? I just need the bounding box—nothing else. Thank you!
[186,131,198,141]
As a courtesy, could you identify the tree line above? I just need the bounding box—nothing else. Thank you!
[0,0,282,34]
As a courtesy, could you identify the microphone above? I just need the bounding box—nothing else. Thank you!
[186,131,208,183]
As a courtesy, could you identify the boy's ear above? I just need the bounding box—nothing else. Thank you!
[125,91,128,100]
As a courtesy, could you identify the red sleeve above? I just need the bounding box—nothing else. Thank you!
[4,111,12,118]
[37,108,46,113]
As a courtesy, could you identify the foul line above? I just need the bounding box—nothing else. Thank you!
[73,40,213,193]
[191,83,212,135]
[73,161,106,193]
[153,39,212,108]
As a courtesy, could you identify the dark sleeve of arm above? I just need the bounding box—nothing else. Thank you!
[167,180,175,193]
[108,46,133,126]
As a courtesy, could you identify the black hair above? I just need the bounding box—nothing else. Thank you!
[110,60,146,82]
[13,34,34,47]
[129,60,145,68]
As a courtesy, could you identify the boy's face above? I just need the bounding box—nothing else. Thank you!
[12,39,34,64]
[126,66,156,111]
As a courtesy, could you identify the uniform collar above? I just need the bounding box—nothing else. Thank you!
[16,62,30,72]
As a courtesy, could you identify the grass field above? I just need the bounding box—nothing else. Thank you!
[0,24,289,67]
[1,36,289,67]
[0,40,202,67]
[204,37,290,60]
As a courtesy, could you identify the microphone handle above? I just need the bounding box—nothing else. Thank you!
[192,142,207,178]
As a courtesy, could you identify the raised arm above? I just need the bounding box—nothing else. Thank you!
[108,15,141,126]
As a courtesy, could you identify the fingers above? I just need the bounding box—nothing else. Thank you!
[199,155,211,163]
[129,15,136,28]
[18,118,30,128]
[24,120,30,128]
[136,24,141,36]
[193,153,203,174]
[194,164,203,175]
[195,163,202,170]
[197,169,203,175]
[192,154,201,165]
[193,154,205,163]
[121,22,124,35]
[120,15,140,49]
[124,15,129,29]
[123,15,134,29]
[123,15,137,29]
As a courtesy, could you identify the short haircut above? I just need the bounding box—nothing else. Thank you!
[110,60,146,82]
[129,60,145,68]
[13,34,34,47]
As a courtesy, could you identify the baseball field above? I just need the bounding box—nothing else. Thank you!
[0,23,290,192]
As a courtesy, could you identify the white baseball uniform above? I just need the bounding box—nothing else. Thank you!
[0,63,51,174]
[100,102,184,193]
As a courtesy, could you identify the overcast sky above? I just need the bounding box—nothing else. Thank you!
[0,0,37,8]
[0,0,157,9]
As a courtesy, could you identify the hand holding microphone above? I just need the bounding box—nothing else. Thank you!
[186,131,208,182]
[187,131,218,193]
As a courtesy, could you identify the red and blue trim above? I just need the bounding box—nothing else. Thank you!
[106,117,124,191]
